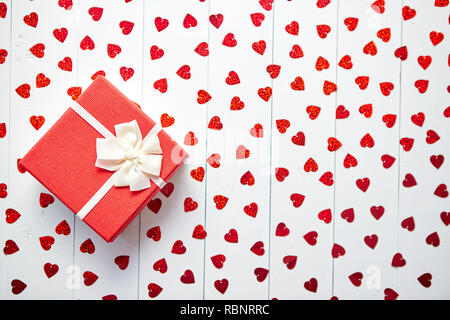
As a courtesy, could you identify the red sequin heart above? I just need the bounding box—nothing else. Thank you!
[5,208,21,224]
[153,258,167,273]
[332,243,346,258]
[181,270,195,284]
[344,17,358,31]
[283,255,297,270]
[318,209,332,223]
[304,278,318,293]
[377,28,391,42]
[214,279,229,294]
[250,241,265,256]
[211,255,226,269]
[114,255,129,270]
[176,65,191,79]
[4,239,19,255]
[254,268,269,282]
[276,119,290,133]
[36,73,50,88]
[236,145,250,159]
[225,71,240,85]
[44,263,59,278]
[240,171,255,186]
[223,33,237,47]
[184,131,198,145]
[356,178,370,192]
[434,184,448,198]
[401,217,415,231]
[266,64,281,78]
[184,197,198,212]
[58,57,72,71]
[392,253,406,267]
[275,223,289,237]
[30,43,45,58]
[80,35,95,50]
[304,231,318,245]
[148,283,163,298]
[53,27,68,42]
[146,226,161,241]
[155,17,169,32]
[0,183,7,198]
[430,155,444,169]
[341,208,354,223]
[80,238,95,254]
[39,236,55,251]
[192,225,207,239]
[250,123,263,137]
[402,6,416,20]
[363,41,377,56]
[194,42,209,56]
[120,66,134,81]
[349,272,363,287]
[147,198,162,214]
[290,193,305,208]
[244,202,258,218]
[11,279,27,295]
[252,40,266,55]
[213,195,228,209]
[16,84,31,98]
[23,12,38,27]
[83,271,98,286]
[289,44,304,59]
[55,220,71,235]
[429,31,444,46]
[355,76,369,90]
[364,234,379,249]
[291,131,305,146]
[119,20,134,35]
[316,24,331,38]
[285,21,299,36]
[67,86,82,100]
[208,116,222,130]
[250,13,265,27]
[370,206,384,220]
[209,14,223,29]
[197,89,212,104]
[190,167,205,182]
[171,240,186,254]
[381,154,396,169]
[183,14,197,28]
[327,137,342,151]
[160,113,174,127]
[224,229,238,243]
[343,153,358,168]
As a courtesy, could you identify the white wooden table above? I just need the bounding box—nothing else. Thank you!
[0,0,449,300]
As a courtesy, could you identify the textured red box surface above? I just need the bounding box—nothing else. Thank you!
[20,76,187,242]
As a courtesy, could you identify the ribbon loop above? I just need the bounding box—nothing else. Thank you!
[95,120,163,191]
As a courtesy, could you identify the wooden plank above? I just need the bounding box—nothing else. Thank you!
[203,0,273,299]
[269,0,337,299]
[333,0,402,299]
[139,0,208,299]
[72,0,144,300]
[397,0,450,299]
[4,0,77,299]
[0,0,11,300]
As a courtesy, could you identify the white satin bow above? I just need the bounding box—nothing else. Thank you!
[95,120,163,191]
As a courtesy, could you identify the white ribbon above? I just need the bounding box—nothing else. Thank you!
[96,120,163,191]
[70,101,166,220]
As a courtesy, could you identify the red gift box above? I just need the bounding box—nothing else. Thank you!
[20,76,188,242]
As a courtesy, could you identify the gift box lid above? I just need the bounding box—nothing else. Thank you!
[20,76,188,242]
